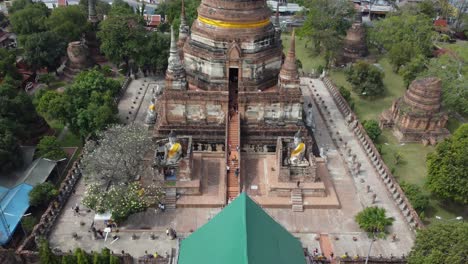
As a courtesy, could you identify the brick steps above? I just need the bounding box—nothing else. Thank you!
[164,187,177,210]
[291,188,303,212]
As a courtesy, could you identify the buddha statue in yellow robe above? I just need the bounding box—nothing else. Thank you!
[290,130,307,165]
[164,130,182,165]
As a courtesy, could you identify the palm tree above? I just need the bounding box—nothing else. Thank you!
[355,206,395,239]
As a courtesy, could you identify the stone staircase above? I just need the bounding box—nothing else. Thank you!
[164,187,177,210]
[227,112,240,201]
[291,188,303,212]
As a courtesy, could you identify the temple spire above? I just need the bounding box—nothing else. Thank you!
[166,25,187,90]
[275,3,280,28]
[278,29,299,90]
[178,0,190,59]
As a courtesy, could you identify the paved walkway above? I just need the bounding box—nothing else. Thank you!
[117,76,164,125]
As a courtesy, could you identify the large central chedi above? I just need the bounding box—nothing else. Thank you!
[155,0,303,144]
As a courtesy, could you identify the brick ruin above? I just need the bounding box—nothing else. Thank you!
[150,0,336,208]
[379,77,450,145]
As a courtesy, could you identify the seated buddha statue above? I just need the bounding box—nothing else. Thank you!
[145,99,156,124]
[163,130,183,165]
[289,130,308,166]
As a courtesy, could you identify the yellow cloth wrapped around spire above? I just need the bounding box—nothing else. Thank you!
[291,142,305,157]
[168,142,182,158]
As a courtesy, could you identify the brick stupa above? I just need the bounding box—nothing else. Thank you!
[379,77,450,144]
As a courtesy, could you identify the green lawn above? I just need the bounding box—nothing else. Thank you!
[282,34,326,72]
[329,58,406,121]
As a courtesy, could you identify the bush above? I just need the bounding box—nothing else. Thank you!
[316,65,324,74]
[36,136,67,160]
[21,215,38,233]
[399,181,429,213]
[346,61,385,97]
[29,182,59,207]
[363,120,382,142]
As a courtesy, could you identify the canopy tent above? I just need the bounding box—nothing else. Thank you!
[178,193,306,264]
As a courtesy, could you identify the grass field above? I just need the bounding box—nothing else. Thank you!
[282,34,326,72]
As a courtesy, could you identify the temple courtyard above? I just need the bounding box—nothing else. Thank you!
[48,77,414,259]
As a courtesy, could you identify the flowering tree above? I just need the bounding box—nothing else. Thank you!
[82,123,153,187]
[81,124,163,222]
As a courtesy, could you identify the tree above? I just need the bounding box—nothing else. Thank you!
[61,255,77,264]
[369,12,434,71]
[299,0,354,67]
[36,136,67,160]
[81,123,153,186]
[47,6,89,43]
[346,61,385,97]
[20,31,67,73]
[0,49,21,80]
[398,54,428,88]
[426,124,468,204]
[399,181,429,213]
[156,0,201,33]
[9,2,49,35]
[136,31,170,73]
[0,130,22,173]
[97,9,146,68]
[29,182,59,207]
[7,0,33,14]
[408,222,468,264]
[355,207,394,238]
[39,239,59,264]
[21,215,38,233]
[38,73,56,86]
[35,69,120,137]
[362,120,382,142]
[419,54,467,115]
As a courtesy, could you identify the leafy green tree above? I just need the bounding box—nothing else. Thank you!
[39,239,59,264]
[355,207,394,238]
[416,0,437,18]
[369,12,434,71]
[399,181,429,213]
[398,55,428,88]
[156,0,201,33]
[38,73,56,86]
[7,0,33,14]
[0,49,21,80]
[9,2,49,35]
[47,6,89,43]
[0,130,22,173]
[426,124,468,204]
[97,9,146,67]
[346,61,385,97]
[20,31,67,73]
[36,136,67,160]
[136,31,170,73]
[299,0,354,67]
[29,182,59,207]
[0,81,42,139]
[362,120,382,142]
[35,69,120,138]
[419,54,467,115]
[408,222,468,264]
[35,90,68,123]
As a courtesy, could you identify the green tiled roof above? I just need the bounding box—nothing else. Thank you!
[178,193,306,264]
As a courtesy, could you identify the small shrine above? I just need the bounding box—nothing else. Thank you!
[379,77,450,145]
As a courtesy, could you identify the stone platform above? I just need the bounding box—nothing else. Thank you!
[175,152,226,208]
[243,153,340,209]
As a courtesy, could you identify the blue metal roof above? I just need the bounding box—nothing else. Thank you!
[0,183,33,245]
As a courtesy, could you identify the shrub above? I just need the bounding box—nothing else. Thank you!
[355,207,394,238]
[363,120,382,142]
[36,136,67,160]
[346,61,385,97]
[21,215,38,233]
[29,182,59,207]
[399,181,429,213]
